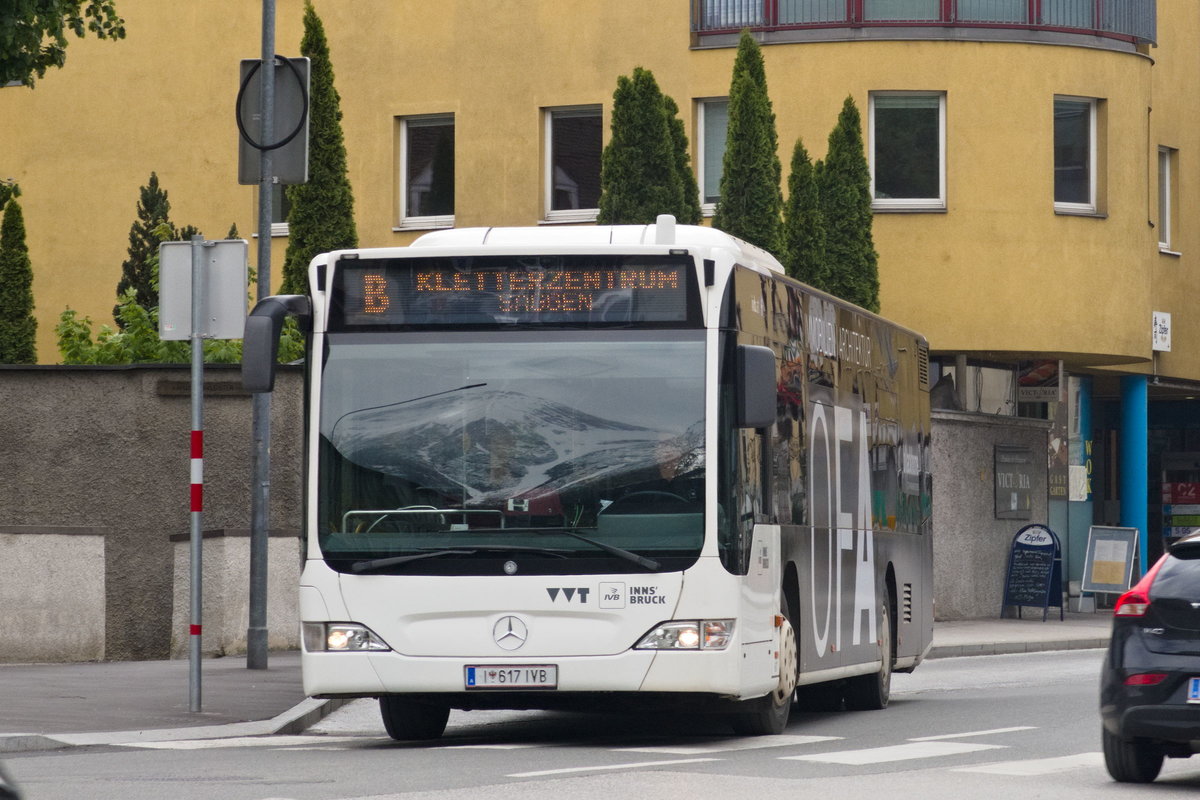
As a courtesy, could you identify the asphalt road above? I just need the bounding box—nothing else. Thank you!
[7,649,1200,800]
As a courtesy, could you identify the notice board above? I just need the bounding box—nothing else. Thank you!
[1081,526,1139,595]
[1001,524,1063,621]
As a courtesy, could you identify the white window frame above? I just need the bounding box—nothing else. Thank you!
[1053,95,1097,215]
[397,113,455,231]
[696,98,729,218]
[543,105,602,224]
[869,91,946,212]
[1158,146,1177,253]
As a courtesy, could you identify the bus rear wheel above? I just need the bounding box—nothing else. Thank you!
[729,614,796,735]
[843,600,892,711]
[379,696,450,741]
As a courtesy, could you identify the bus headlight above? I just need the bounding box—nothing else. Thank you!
[633,619,734,650]
[303,622,390,652]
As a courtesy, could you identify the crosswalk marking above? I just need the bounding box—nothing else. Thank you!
[910,726,1036,741]
[952,752,1103,775]
[782,740,1005,765]
[616,734,841,755]
[507,757,720,778]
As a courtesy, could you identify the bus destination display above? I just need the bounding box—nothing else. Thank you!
[332,256,697,328]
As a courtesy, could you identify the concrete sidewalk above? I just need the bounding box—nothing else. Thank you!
[0,612,1113,753]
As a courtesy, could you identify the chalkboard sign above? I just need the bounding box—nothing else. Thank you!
[1001,524,1064,621]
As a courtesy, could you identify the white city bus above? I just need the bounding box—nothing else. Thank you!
[243,216,933,740]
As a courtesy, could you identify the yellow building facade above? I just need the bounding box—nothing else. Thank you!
[1,1,1196,562]
[0,1,1188,375]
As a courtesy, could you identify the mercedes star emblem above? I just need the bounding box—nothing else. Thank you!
[493,615,528,651]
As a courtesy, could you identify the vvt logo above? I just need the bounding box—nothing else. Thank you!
[547,587,590,603]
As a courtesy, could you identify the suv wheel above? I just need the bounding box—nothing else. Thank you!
[1102,727,1164,783]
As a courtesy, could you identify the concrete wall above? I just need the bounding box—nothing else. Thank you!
[0,527,106,662]
[0,365,302,662]
[932,410,1052,619]
[169,529,302,658]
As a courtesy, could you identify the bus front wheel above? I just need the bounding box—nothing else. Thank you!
[729,614,796,735]
[379,696,450,741]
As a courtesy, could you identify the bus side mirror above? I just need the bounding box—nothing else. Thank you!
[736,344,776,429]
[242,295,311,393]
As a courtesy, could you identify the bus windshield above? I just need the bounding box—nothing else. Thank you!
[317,330,706,575]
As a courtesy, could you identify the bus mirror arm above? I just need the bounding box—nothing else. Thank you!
[736,344,776,429]
[242,294,312,393]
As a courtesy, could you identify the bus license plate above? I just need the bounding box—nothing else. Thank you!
[465,665,557,689]
[1188,677,1200,704]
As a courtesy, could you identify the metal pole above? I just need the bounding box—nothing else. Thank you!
[248,0,276,670]
[189,235,207,711]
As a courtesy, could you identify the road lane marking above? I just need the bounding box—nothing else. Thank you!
[616,734,841,754]
[124,735,365,750]
[910,726,1036,741]
[782,741,1005,764]
[953,752,1103,775]
[508,757,719,777]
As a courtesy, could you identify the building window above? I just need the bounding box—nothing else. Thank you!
[697,99,729,216]
[544,106,602,223]
[864,0,939,22]
[270,182,291,236]
[1053,96,1097,214]
[398,114,455,229]
[870,92,945,211]
[1159,147,1178,253]
[956,0,1025,23]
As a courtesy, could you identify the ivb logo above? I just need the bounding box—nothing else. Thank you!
[546,587,590,603]
[599,582,626,609]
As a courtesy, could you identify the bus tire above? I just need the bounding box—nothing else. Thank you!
[379,696,450,741]
[729,614,796,735]
[843,600,892,711]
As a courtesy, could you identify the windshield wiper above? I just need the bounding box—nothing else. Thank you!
[529,528,660,571]
[351,545,571,573]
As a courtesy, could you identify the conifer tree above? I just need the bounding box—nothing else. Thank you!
[598,67,684,225]
[113,173,197,324]
[782,138,829,289]
[0,194,38,363]
[712,31,783,255]
[818,96,880,312]
[280,1,357,296]
[664,95,702,225]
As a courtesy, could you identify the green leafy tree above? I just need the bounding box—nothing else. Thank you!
[712,31,783,255]
[818,96,880,312]
[782,138,829,289]
[0,192,38,363]
[280,1,357,296]
[58,284,304,365]
[114,173,197,325]
[0,0,125,86]
[598,67,691,225]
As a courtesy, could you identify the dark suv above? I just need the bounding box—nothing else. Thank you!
[1100,530,1200,782]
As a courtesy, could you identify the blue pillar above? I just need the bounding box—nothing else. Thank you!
[1120,375,1149,575]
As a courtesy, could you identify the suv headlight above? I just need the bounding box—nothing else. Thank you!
[302,622,390,652]
[634,619,734,650]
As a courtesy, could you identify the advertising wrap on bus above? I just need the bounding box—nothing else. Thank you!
[243,218,932,741]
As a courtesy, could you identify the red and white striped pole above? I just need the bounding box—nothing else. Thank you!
[190,427,204,643]
[188,235,206,713]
